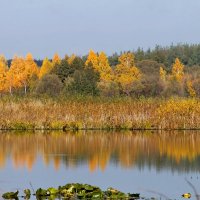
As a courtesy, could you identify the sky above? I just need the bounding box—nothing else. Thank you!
[0,0,200,59]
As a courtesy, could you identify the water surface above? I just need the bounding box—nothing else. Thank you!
[0,130,200,199]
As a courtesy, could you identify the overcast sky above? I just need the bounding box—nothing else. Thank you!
[0,0,200,58]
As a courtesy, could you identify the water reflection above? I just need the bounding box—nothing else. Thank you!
[0,130,200,173]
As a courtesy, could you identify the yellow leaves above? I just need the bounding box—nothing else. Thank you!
[159,58,184,84]
[0,55,8,73]
[0,55,8,92]
[156,98,200,129]
[7,54,39,92]
[98,52,112,74]
[118,52,135,67]
[171,58,184,83]
[85,50,113,82]
[114,53,141,94]
[8,56,26,88]
[187,80,196,97]
[159,67,166,81]
[52,53,61,65]
[85,50,98,70]
[25,53,39,79]
[68,54,76,65]
[85,51,142,95]
[39,58,53,79]
[40,53,61,79]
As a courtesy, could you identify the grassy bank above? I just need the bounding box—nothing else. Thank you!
[0,96,200,130]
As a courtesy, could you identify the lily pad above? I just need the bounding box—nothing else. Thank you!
[2,191,19,200]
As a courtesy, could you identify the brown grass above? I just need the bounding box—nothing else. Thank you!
[0,97,200,130]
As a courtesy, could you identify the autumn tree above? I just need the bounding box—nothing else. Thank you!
[85,50,115,96]
[6,54,39,94]
[114,52,141,95]
[68,54,76,65]
[7,56,26,94]
[39,58,53,79]
[85,50,98,70]
[23,53,39,94]
[171,58,184,83]
[98,52,113,81]
[52,53,61,66]
[186,80,196,97]
[157,58,186,97]
[0,55,8,93]
[160,67,167,82]
[85,50,112,80]
[97,52,116,96]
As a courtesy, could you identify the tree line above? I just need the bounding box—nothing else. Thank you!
[0,44,200,98]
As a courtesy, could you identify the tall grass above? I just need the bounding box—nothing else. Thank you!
[0,96,200,130]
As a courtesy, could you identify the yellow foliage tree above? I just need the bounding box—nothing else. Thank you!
[171,58,184,83]
[86,50,114,95]
[39,57,53,79]
[160,66,167,81]
[85,50,98,70]
[186,80,196,97]
[23,53,39,93]
[6,56,26,94]
[0,55,8,93]
[6,54,39,94]
[98,52,113,81]
[68,54,76,65]
[52,53,61,66]
[114,52,141,95]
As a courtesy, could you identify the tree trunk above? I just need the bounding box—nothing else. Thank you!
[24,84,27,95]
[9,85,12,96]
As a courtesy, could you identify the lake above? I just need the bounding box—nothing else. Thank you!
[0,130,200,199]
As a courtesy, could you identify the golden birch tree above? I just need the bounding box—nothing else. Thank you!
[171,58,184,83]
[85,50,98,70]
[114,52,141,95]
[39,57,53,79]
[52,53,61,66]
[23,53,39,94]
[6,56,25,94]
[0,55,8,93]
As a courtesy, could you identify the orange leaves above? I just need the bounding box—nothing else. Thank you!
[0,54,39,94]
[0,55,8,92]
[25,53,39,77]
[8,56,26,89]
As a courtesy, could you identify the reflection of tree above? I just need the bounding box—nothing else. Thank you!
[0,131,200,172]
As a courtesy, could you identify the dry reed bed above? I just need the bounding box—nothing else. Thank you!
[0,98,200,130]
